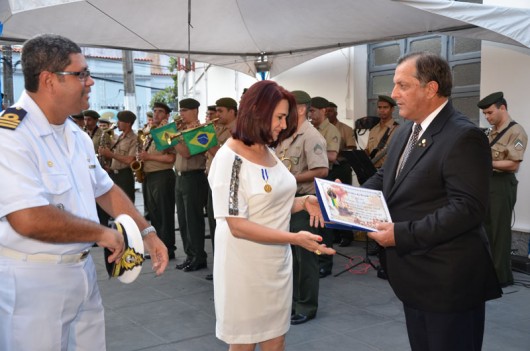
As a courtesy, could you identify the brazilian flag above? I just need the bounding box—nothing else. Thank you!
[151,122,179,151]
[183,123,218,155]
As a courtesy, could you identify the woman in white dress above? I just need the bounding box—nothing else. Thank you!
[208,80,335,351]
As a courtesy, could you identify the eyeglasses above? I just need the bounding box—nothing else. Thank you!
[54,70,91,80]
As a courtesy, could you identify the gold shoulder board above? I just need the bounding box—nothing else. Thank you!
[0,107,28,130]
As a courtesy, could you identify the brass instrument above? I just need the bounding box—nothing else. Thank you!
[130,129,150,183]
[98,125,117,169]
[164,117,220,145]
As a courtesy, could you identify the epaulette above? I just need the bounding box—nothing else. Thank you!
[0,107,28,130]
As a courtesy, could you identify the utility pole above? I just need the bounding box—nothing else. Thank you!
[122,50,138,128]
[2,45,14,108]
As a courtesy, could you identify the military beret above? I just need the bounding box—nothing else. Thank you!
[310,96,329,109]
[291,90,311,105]
[328,102,337,108]
[477,91,504,109]
[378,95,396,107]
[83,109,100,119]
[146,111,153,118]
[71,112,84,120]
[207,105,217,112]
[153,102,171,114]
[179,98,200,109]
[117,110,136,124]
[216,97,238,109]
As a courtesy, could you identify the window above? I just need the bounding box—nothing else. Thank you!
[367,35,481,125]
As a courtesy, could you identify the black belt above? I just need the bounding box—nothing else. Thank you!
[177,169,205,176]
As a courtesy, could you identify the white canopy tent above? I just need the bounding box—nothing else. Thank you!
[0,0,529,77]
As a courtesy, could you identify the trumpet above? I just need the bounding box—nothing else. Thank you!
[164,117,220,145]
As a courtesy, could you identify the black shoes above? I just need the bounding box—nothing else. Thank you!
[290,313,315,325]
[377,267,388,280]
[175,258,192,270]
[319,268,331,278]
[205,273,213,281]
[182,262,207,272]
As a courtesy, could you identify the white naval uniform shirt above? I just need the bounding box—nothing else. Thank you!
[0,91,114,255]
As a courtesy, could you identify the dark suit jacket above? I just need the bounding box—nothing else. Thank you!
[363,102,502,313]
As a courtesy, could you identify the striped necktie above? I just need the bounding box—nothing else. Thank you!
[398,123,422,175]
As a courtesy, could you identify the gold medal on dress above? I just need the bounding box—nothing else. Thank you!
[262,169,272,193]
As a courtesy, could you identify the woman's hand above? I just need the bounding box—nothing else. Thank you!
[303,195,325,228]
[293,230,336,256]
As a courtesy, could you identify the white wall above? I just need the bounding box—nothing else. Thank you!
[274,46,368,127]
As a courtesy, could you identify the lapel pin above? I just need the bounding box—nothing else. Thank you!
[419,139,427,147]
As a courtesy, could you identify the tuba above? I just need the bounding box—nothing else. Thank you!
[130,130,148,183]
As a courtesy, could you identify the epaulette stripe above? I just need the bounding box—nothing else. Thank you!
[0,107,28,130]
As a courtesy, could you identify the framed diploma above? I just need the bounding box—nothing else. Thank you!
[314,178,392,232]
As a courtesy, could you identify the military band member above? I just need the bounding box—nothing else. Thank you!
[478,91,527,287]
[309,96,341,278]
[70,112,85,128]
[366,95,399,169]
[138,102,177,259]
[174,98,209,272]
[326,101,357,247]
[98,110,137,203]
[83,109,113,225]
[367,99,399,180]
[276,90,329,325]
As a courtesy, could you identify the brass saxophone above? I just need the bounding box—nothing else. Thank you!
[130,130,148,183]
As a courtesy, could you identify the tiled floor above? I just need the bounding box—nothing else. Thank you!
[94,192,530,350]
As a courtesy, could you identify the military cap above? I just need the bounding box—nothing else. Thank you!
[99,115,113,124]
[378,95,396,107]
[207,105,216,111]
[328,102,337,108]
[117,110,137,124]
[146,111,153,118]
[310,96,329,109]
[153,102,171,114]
[477,91,504,109]
[291,90,311,105]
[216,97,237,109]
[83,109,100,119]
[71,112,84,120]
[179,98,200,109]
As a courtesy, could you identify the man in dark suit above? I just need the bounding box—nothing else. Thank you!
[363,51,502,351]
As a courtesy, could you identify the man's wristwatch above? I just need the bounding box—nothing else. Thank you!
[140,225,156,238]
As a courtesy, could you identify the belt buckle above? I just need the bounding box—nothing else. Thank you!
[113,170,119,174]
[177,171,182,176]
[80,250,90,260]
